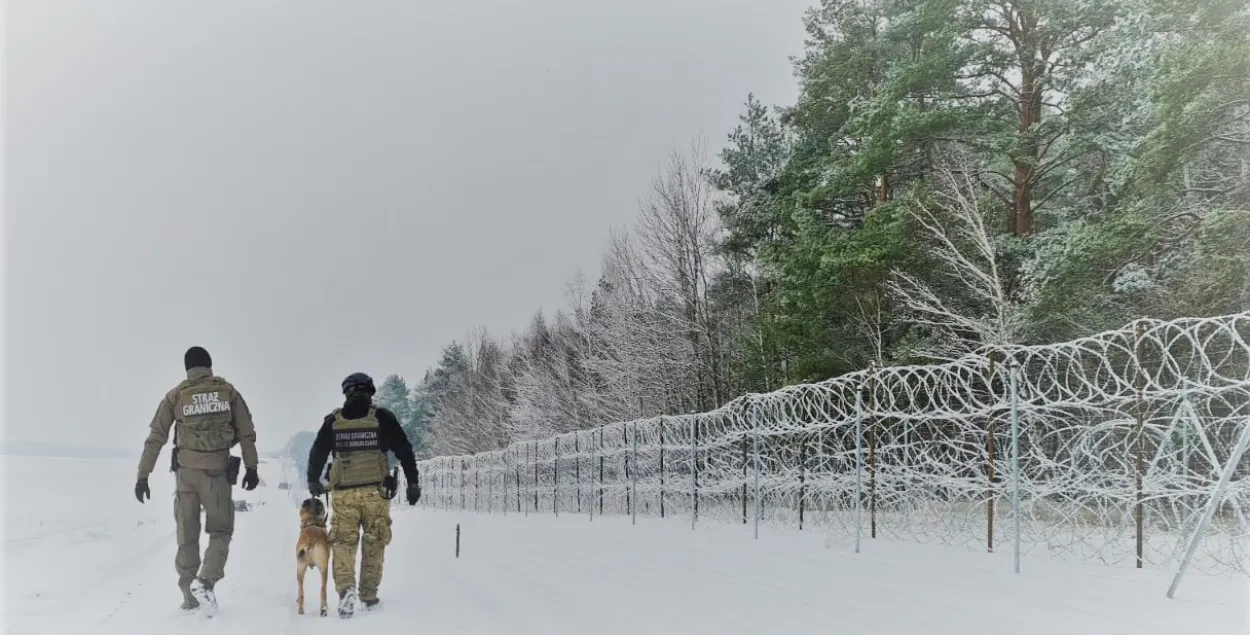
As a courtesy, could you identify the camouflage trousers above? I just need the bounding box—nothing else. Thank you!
[174,467,234,585]
[328,486,393,601]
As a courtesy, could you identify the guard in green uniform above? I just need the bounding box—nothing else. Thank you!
[307,372,420,618]
[134,346,260,613]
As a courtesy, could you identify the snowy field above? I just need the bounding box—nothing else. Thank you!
[2,455,1245,634]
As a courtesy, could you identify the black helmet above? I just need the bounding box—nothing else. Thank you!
[341,372,376,396]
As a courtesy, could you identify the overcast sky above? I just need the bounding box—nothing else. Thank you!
[4,0,813,454]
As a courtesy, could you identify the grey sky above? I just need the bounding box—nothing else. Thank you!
[4,0,813,453]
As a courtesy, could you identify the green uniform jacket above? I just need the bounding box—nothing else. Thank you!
[136,366,259,479]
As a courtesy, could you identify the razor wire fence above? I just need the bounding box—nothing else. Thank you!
[415,312,1250,576]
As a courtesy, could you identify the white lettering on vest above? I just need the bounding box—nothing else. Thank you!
[182,391,232,417]
[336,429,379,450]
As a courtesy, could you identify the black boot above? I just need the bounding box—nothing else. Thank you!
[337,586,358,618]
[190,578,218,617]
[178,576,199,611]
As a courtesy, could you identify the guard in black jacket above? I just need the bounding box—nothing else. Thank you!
[306,372,420,617]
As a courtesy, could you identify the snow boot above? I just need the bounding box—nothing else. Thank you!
[337,586,359,619]
[189,578,218,617]
[363,598,380,610]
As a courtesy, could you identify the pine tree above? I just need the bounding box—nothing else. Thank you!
[376,374,413,426]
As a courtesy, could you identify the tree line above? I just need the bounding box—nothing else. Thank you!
[377,0,1249,458]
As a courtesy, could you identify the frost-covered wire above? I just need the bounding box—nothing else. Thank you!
[418,311,1250,575]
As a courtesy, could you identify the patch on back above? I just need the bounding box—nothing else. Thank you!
[182,391,231,417]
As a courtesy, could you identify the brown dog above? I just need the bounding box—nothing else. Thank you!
[295,497,331,616]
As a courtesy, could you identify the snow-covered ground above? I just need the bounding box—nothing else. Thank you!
[2,455,1245,634]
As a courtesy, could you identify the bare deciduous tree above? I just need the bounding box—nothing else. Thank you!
[634,135,727,410]
[887,151,1025,360]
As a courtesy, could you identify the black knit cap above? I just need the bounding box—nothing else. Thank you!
[184,346,212,371]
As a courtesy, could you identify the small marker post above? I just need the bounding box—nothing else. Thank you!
[456,524,461,558]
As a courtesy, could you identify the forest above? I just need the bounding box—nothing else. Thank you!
[375,0,1249,458]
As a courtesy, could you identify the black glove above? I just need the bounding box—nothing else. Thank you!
[242,468,259,491]
[382,474,398,499]
[135,477,150,504]
[406,483,421,505]
[308,480,326,497]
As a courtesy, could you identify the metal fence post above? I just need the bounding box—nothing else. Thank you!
[753,401,762,540]
[576,433,582,515]
[855,381,864,554]
[691,415,698,530]
[632,421,639,526]
[660,419,666,519]
[599,427,605,516]
[589,430,595,522]
[1167,417,1250,598]
[1009,358,1022,574]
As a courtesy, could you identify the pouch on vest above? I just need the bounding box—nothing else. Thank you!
[170,423,181,472]
[326,460,340,489]
[326,453,387,491]
[226,455,241,486]
[382,467,399,500]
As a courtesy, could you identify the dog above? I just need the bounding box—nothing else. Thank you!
[295,497,331,616]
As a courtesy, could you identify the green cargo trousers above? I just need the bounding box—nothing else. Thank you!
[329,487,393,602]
[174,467,235,585]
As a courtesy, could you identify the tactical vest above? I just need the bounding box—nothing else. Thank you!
[174,376,238,453]
[326,406,388,490]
